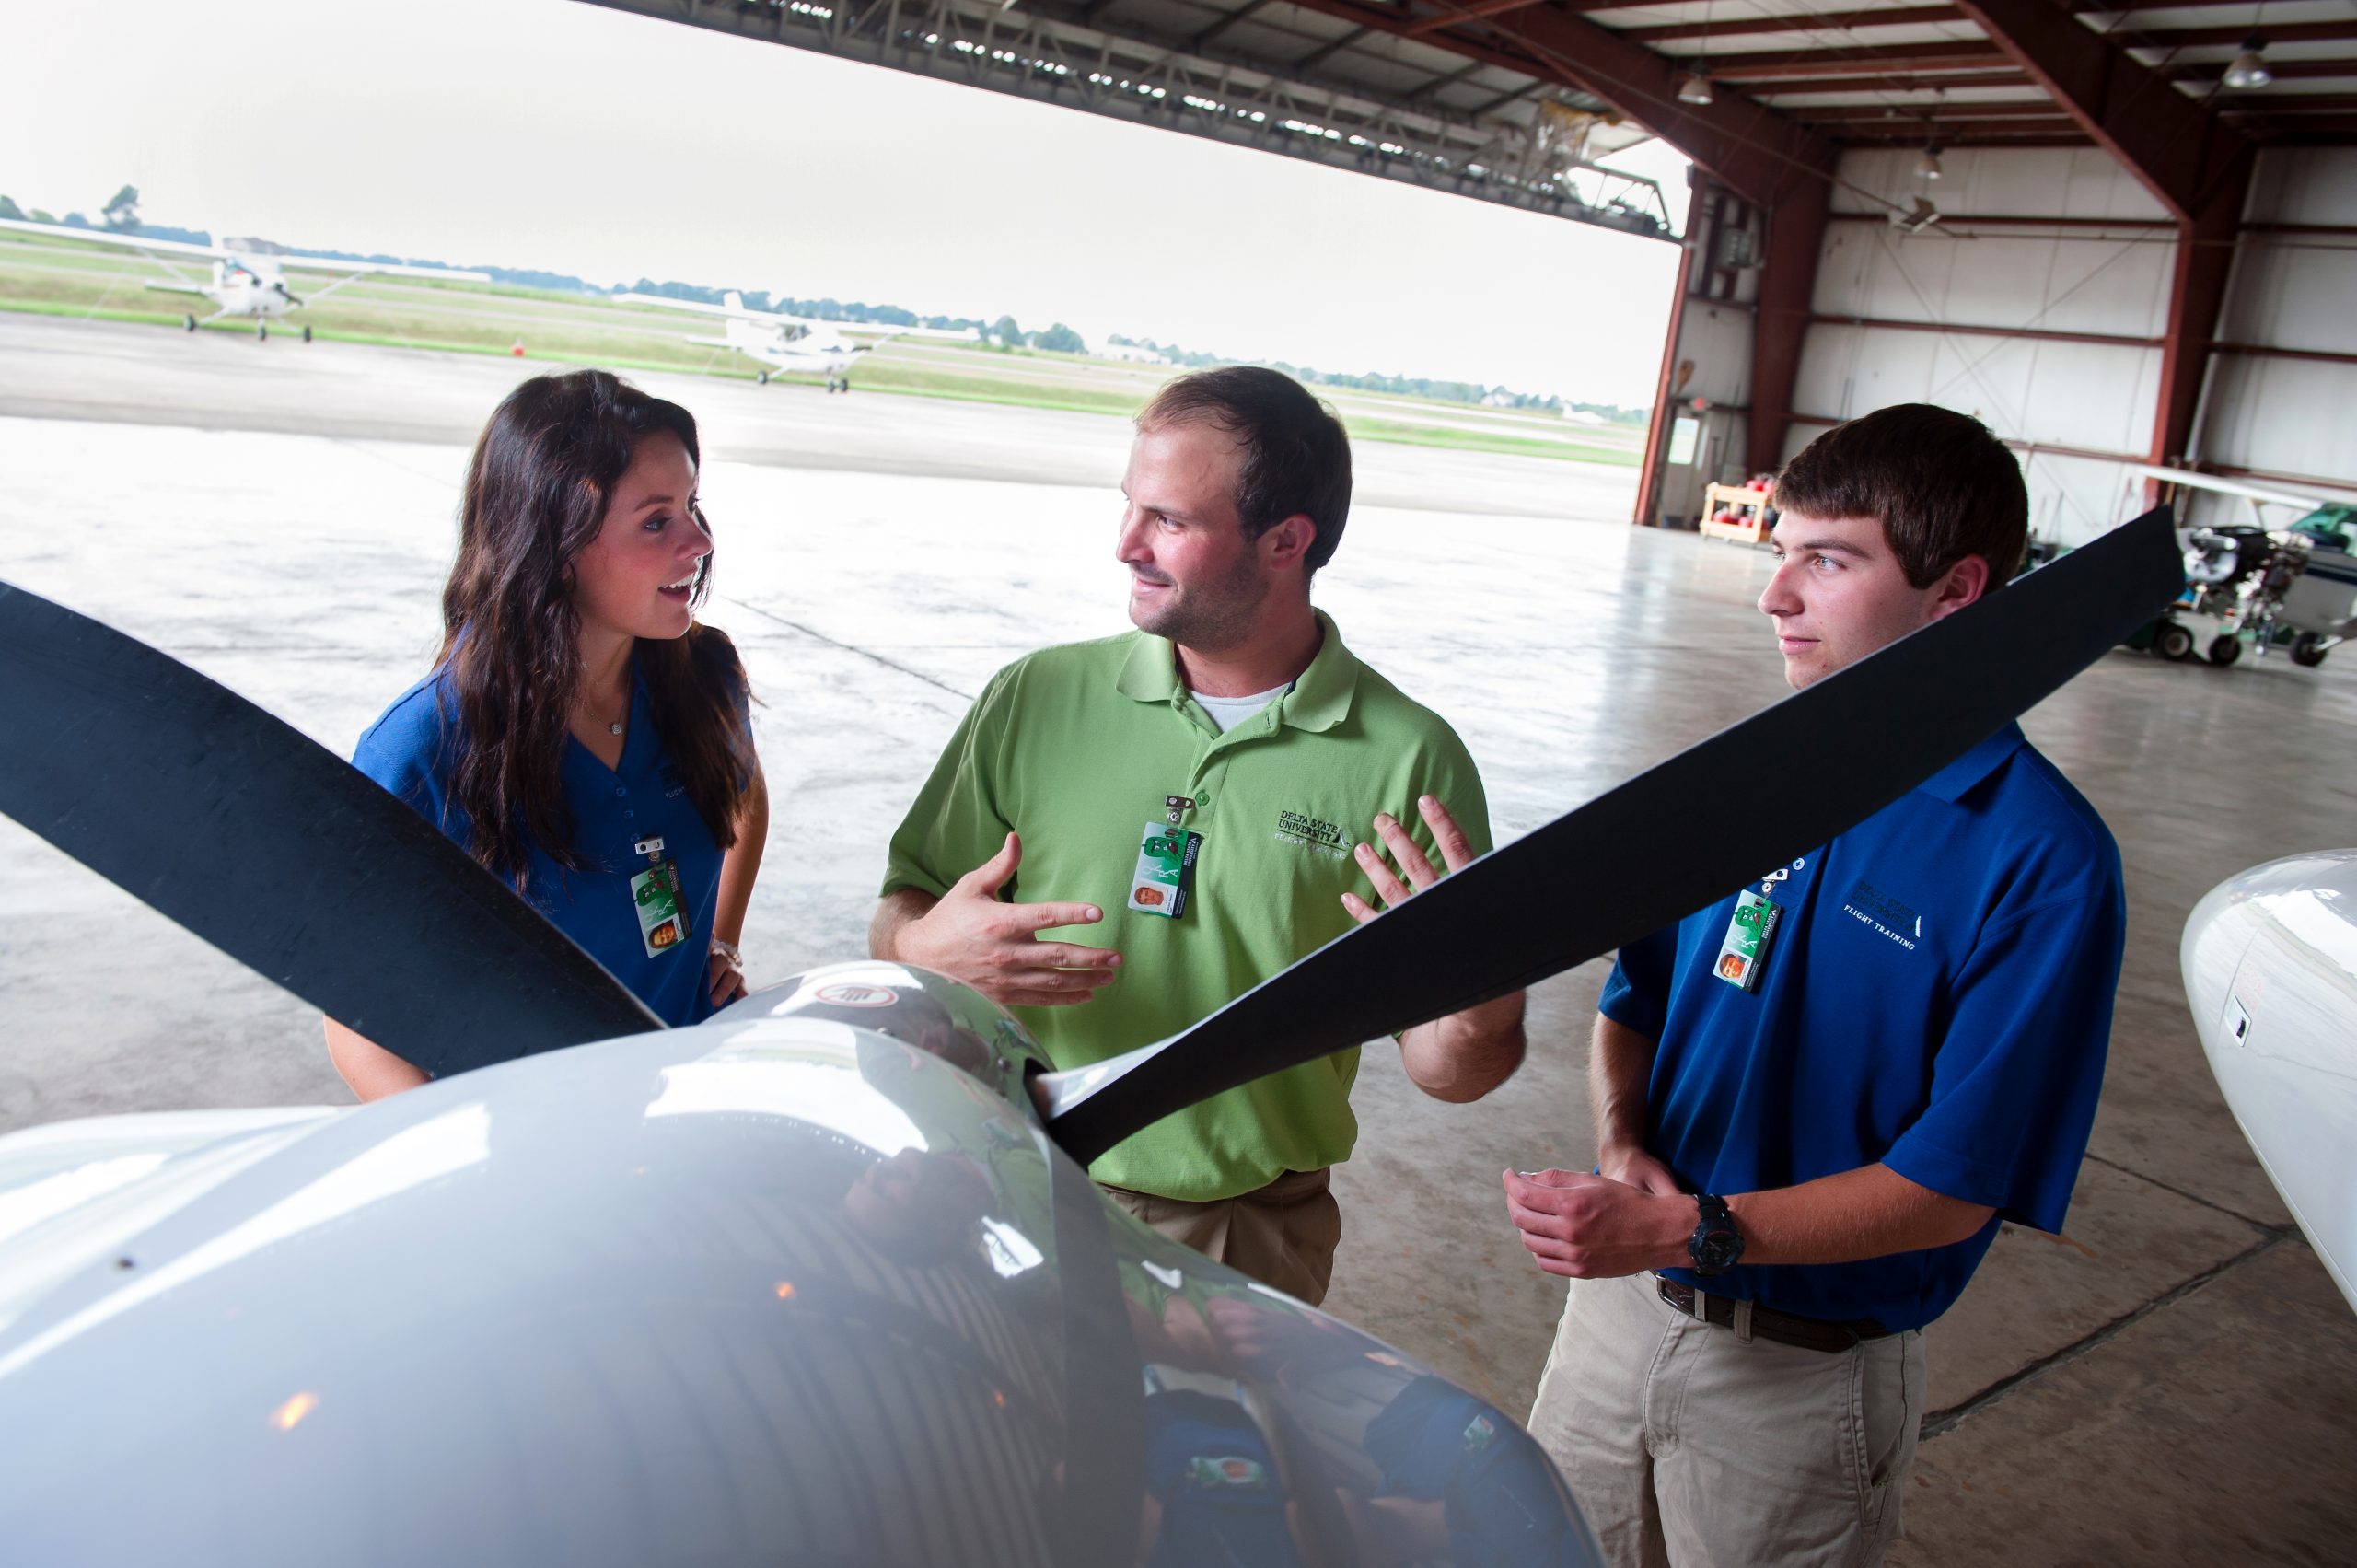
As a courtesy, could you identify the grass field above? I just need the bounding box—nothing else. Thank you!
[0,227,1643,467]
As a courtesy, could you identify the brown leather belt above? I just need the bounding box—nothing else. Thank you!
[1655,1276,1892,1353]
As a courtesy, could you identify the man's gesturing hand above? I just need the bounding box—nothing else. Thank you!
[1501,1167,1694,1280]
[1340,794,1478,923]
[1343,795,1528,1103]
[894,833,1122,1008]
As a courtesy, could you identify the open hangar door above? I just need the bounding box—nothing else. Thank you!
[586,1,2352,545]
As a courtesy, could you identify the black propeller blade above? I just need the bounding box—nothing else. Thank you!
[1039,505,2185,1167]
[0,583,662,1077]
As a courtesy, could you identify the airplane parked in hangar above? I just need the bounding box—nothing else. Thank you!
[618,289,977,392]
[0,216,491,341]
[0,512,2186,1562]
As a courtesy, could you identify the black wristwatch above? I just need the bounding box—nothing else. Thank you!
[1689,1193,1744,1275]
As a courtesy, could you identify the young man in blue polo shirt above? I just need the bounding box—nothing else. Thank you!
[1504,404,2125,1565]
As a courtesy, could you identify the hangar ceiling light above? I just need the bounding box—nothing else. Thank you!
[2223,33,2274,90]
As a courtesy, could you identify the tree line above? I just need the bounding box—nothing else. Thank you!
[1107,334,1646,422]
[6,184,1642,415]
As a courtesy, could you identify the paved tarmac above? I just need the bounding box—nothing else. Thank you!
[2,313,2353,1563]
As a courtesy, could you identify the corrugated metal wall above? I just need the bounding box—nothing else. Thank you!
[2196,146,2357,521]
[1651,145,2357,542]
[1796,147,2173,550]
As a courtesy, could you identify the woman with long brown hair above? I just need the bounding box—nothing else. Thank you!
[329,369,768,1098]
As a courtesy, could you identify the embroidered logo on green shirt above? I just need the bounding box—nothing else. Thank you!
[1274,808,1344,854]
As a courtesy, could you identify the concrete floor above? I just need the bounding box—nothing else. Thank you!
[3,314,2354,1562]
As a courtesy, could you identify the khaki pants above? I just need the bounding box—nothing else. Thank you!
[1100,1167,1342,1306]
[1527,1272,1925,1568]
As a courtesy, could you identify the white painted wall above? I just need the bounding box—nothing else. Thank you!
[1793,147,2178,547]
[2191,147,2357,526]
[1647,146,2355,544]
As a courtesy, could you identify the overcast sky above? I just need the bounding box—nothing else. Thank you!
[4,0,1687,404]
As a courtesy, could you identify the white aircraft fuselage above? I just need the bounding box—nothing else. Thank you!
[2182,849,2357,1312]
[204,259,301,319]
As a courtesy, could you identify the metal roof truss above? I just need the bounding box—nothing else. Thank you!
[585,0,1675,238]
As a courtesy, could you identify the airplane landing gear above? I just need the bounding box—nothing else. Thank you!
[301,325,312,344]
[257,321,269,342]
[757,370,770,386]
[825,376,851,393]
[183,314,198,332]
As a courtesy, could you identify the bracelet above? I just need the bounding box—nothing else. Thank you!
[710,935,744,968]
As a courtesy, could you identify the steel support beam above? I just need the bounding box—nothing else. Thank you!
[1949,0,2250,223]
[1406,0,1665,32]
[1811,313,2161,349]
[1283,0,1838,203]
[2177,59,2357,87]
[1749,174,1830,475]
[1825,212,2173,229]
[2154,157,2251,469]
[1754,70,2032,96]
[1834,131,2096,147]
[2128,20,2357,48]
[1634,201,1701,525]
[1796,100,2073,122]
[1944,0,2265,476]
[1621,6,1963,46]
[1713,42,2008,79]
[578,0,1678,236]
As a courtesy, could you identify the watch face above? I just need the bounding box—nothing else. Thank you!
[1693,1227,1743,1271]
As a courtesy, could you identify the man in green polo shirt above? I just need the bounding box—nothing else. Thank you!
[871,367,1526,1303]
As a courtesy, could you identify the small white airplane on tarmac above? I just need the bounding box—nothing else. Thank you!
[618,290,976,392]
[0,216,490,341]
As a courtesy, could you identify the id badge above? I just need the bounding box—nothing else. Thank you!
[630,843,691,958]
[1126,820,1202,919]
[1713,890,1781,993]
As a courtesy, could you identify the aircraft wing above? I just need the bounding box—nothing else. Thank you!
[0,216,226,261]
[273,255,491,283]
[141,282,213,298]
[775,316,975,343]
[2137,463,2357,512]
[0,219,488,284]
[614,291,749,318]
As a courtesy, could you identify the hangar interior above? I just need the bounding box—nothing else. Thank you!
[601,0,2357,545]
[563,1,2357,1556]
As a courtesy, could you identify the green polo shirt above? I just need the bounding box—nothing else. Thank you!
[882,613,1491,1202]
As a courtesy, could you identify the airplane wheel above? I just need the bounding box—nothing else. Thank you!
[757,370,770,385]
[301,325,312,343]
[183,314,197,332]
[257,323,268,342]
[2291,633,2329,668]
[2154,621,2194,661]
[842,379,852,393]
[2206,634,2241,668]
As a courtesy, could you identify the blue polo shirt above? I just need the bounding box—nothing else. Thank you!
[1599,723,2124,1332]
[353,663,726,1031]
